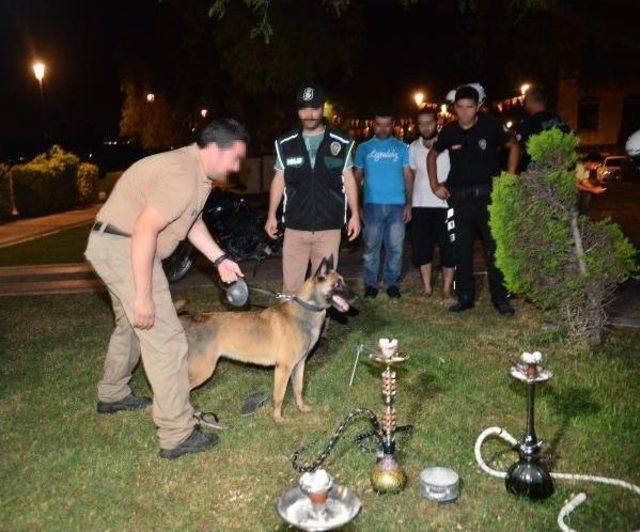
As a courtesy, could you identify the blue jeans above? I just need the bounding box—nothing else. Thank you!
[362,203,405,288]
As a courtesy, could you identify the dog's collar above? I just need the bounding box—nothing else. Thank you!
[292,296,327,313]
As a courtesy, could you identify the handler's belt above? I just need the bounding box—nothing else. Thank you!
[448,183,492,200]
[91,221,131,237]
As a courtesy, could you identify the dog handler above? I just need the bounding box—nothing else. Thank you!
[265,84,360,294]
[85,119,247,459]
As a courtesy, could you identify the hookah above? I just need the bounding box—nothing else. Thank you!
[277,338,413,530]
[474,351,640,531]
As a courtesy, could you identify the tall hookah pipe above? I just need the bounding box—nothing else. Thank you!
[474,352,640,532]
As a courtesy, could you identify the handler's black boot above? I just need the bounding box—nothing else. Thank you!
[493,299,515,316]
[159,428,219,460]
[97,393,151,414]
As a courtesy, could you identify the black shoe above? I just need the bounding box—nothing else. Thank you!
[97,393,151,414]
[448,299,475,312]
[386,286,401,299]
[493,299,515,316]
[159,427,219,459]
[364,286,379,298]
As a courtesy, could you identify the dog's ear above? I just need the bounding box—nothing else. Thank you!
[314,256,332,278]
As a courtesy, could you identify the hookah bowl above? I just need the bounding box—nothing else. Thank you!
[505,352,554,501]
[369,343,409,494]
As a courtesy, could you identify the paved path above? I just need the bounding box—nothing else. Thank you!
[0,204,100,248]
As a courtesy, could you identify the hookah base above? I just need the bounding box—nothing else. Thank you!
[505,459,554,501]
[371,454,407,494]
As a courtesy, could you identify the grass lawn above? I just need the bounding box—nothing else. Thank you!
[1,281,639,530]
[0,223,91,266]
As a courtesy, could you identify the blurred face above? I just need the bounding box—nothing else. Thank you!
[200,140,247,181]
[454,98,479,127]
[297,106,324,131]
[373,116,393,139]
[417,113,438,140]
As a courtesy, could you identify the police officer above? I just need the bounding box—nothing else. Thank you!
[85,119,247,459]
[517,87,569,172]
[427,85,519,315]
[265,84,360,293]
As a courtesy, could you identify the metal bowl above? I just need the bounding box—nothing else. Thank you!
[420,467,459,503]
[276,485,361,531]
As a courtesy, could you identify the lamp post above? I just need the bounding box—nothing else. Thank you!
[413,91,425,108]
[32,61,47,147]
[146,92,155,103]
[520,83,531,97]
[200,108,208,118]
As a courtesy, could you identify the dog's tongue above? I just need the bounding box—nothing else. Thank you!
[331,293,350,312]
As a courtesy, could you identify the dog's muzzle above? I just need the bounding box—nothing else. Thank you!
[329,282,350,313]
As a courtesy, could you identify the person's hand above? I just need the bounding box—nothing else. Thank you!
[133,295,155,329]
[402,205,412,223]
[264,215,279,239]
[347,215,361,241]
[434,184,450,200]
[217,258,244,283]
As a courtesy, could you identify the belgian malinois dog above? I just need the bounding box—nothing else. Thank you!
[180,257,350,424]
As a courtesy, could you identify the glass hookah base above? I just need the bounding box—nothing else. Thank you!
[505,459,554,500]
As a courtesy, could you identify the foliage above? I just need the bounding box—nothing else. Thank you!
[0,163,13,219]
[11,146,99,217]
[75,162,99,205]
[490,130,637,345]
[119,82,187,151]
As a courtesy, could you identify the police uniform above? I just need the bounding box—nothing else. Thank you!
[434,115,510,306]
[275,122,354,293]
[85,144,211,450]
[517,110,569,171]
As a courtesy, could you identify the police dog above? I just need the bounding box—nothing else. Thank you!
[181,257,350,424]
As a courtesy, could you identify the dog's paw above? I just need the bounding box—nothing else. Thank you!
[296,402,313,413]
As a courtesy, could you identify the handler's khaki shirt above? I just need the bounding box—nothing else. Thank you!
[97,144,211,259]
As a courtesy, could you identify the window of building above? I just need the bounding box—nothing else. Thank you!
[577,97,599,131]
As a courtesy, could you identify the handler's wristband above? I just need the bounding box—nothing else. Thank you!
[213,254,229,270]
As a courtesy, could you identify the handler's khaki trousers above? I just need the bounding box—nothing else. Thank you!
[85,232,194,449]
[282,228,341,294]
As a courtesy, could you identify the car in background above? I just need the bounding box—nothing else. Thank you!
[596,155,627,184]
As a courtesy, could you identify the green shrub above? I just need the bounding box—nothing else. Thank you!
[0,163,13,219]
[490,130,637,345]
[75,162,99,205]
[12,145,84,217]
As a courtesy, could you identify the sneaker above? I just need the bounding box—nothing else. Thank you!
[386,286,401,299]
[448,298,474,313]
[97,393,151,414]
[364,286,379,298]
[159,427,219,459]
[493,299,515,316]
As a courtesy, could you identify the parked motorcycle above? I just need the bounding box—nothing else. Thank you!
[162,188,283,283]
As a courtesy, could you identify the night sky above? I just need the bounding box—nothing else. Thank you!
[1,0,638,160]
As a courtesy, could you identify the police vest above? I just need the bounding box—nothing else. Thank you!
[275,127,354,231]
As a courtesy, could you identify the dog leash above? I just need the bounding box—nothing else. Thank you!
[247,285,327,313]
[220,279,327,312]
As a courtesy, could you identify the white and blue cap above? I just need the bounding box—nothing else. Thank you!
[296,84,326,109]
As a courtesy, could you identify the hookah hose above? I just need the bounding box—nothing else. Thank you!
[474,426,640,532]
[291,407,413,473]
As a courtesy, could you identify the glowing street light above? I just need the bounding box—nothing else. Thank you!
[32,62,45,84]
[520,83,531,96]
[200,108,208,118]
[146,92,155,103]
[414,91,425,108]
[440,103,448,114]
[506,121,514,129]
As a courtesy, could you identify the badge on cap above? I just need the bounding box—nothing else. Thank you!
[330,141,341,156]
[302,87,314,101]
[478,139,487,150]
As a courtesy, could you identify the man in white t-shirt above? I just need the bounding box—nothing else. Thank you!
[408,109,454,302]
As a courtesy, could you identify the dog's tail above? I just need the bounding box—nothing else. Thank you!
[173,298,188,314]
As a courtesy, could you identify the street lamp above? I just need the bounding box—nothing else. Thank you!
[32,61,45,90]
[146,92,155,103]
[520,83,531,96]
[440,104,448,114]
[200,108,208,118]
[414,91,425,108]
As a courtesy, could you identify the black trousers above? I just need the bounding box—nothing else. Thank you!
[448,194,507,303]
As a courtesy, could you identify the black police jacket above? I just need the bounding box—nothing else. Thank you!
[275,126,354,231]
